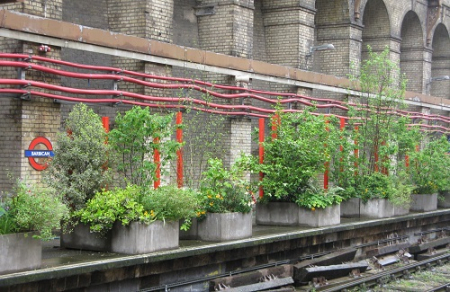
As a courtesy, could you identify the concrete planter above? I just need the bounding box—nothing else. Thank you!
[410,193,438,212]
[111,221,179,254]
[197,212,252,241]
[256,202,340,227]
[0,232,41,275]
[360,198,409,218]
[299,204,340,227]
[438,191,450,208]
[60,223,111,252]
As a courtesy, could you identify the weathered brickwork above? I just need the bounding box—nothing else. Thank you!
[261,0,315,68]
[0,1,63,188]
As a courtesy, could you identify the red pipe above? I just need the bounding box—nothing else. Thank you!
[324,119,330,190]
[102,117,109,133]
[354,126,359,176]
[2,54,450,124]
[154,138,161,189]
[176,112,183,188]
[271,114,280,140]
[259,118,265,198]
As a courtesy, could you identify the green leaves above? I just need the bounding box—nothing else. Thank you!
[0,179,68,240]
[200,155,254,214]
[44,103,111,211]
[76,184,200,234]
[254,109,340,204]
[407,135,450,194]
[108,106,180,188]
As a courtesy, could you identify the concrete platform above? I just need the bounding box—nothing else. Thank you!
[0,209,449,292]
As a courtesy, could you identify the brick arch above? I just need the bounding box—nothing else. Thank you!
[400,11,424,93]
[361,0,391,61]
[430,23,450,99]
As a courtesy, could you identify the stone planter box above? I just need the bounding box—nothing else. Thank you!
[197,212,252,241]
[255,202,340,227]
[438,191,450,208]
[359,198,409,218]
[60,223,111,252]
[410,193,438,212]
[111,221,179,254]
[0,232,41,275]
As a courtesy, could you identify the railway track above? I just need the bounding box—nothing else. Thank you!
[316,253,450,292]
[139,236,450,292]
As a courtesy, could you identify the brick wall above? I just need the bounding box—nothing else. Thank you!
[315,0,362,77]
[0,1,63,189]
[261,0,315,68]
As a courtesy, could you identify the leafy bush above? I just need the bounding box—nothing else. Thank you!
[75,184,199,235]
[408,135,450,194]
[295,185,343,210]
[251,109,341,208]
[108,106,180,188]
[199,156,254,214]
[44,103,111,211]
[141,185,199,229]
[0,178,68,240]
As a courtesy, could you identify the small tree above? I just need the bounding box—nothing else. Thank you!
[44,103,111,211]
[108,106,180,187]
[333,46,420,203]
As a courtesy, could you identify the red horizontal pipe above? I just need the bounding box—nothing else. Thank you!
[2,53,450,123]
[1,54,450,127]
[0,60,350,110]
[0,55,351,105]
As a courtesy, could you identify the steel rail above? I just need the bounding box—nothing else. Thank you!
[319,253,450,292]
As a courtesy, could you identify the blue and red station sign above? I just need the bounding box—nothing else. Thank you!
[24,137,54,171]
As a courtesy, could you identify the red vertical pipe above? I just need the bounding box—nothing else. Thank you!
[271,114,280,140]
[101,117,110,189]
[354,126,359,176]
[176,112,183,188]
[374,144,379,173]
[381,141,388,175]
[102,116,110,133]
[324,119,330,190]
[154,137,161,189]
[339,118,345,172]
[259,118,265,198]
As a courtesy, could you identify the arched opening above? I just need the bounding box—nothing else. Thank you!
[430,24,450,99]
[361,0,391,61]
[400,11,424,93]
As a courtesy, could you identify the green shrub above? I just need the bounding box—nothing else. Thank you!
[408,135,450,194]
[250,108,341,208]
[44,103,111,211]
[108,106,180,188]
[76,184,199,235]
[199,156,254,215]
[0,178,68,240]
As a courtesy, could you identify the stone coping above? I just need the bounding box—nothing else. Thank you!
[0,208,449,287]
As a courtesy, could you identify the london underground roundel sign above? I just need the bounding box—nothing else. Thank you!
[24,137,54,171]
